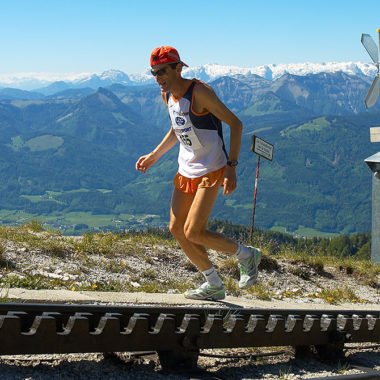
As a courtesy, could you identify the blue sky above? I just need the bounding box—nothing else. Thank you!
[0,0,379,74]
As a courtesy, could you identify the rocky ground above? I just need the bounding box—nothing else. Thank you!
[0,230,379,379]
[0,345,379,379]
[1,231,379,305]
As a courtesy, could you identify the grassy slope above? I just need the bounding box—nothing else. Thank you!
[0,221,377,305]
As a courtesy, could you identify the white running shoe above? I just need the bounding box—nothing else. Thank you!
[238,247,262,289]
[184,282,225,301]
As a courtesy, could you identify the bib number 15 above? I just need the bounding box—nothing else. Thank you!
[179,134,192,147]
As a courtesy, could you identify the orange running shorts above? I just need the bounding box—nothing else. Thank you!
[173,166,225,194]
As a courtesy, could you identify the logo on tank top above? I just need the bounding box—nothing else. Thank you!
[175,116,186,126]
[173,110,189,116]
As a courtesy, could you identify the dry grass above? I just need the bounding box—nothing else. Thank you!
[308,286,365,305]
[259,253,281,272]
[0,223,378,302]
[288,266,312,281]
[0,243,4,266]
[275,248,379,283]
[246,283,273,301]
[182,260,198,272]
[224,277,241,297]
[219,257,240,279]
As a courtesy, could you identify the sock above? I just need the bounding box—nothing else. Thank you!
[202,266,224,288]
[234,243,252,262]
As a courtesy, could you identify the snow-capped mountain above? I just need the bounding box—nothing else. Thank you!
[0,72,92,90]
[183,62,377,81]
[0,62,376,91]
[74,69,132,88]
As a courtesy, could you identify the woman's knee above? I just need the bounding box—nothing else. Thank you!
[184,224,203,244]
[169,220,185,239]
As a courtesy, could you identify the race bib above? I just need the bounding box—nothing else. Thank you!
[174,124,203,151]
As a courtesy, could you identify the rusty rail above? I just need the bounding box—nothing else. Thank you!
[0,303,379,368]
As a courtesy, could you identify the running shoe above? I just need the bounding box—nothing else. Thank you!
[184,282,225,301]
[238,247,262,289]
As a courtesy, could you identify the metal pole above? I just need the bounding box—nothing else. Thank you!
[371,172,380,263]
[250,155,261,243]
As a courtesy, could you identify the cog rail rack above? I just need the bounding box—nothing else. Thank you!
[0,303,379,368]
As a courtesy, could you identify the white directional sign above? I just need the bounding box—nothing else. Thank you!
[251,135,274,161]
[366,75,380,108]
[362,33,379,63]
[361,29,380,108]
[370,127,380,142]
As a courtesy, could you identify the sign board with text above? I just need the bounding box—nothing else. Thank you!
[251,135,274,161]
[370,127,380,142]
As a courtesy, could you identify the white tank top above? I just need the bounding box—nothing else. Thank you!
[166,79,227,178]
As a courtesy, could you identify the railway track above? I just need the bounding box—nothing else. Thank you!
[0,303,379,370]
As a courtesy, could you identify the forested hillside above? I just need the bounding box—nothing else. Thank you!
[0,71,378,235]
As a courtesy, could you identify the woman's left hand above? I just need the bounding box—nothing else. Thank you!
[222,166,237,195]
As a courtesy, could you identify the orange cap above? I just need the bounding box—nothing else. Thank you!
[150,46,188,67]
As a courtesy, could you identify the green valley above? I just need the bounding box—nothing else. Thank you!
[0,72,378,236]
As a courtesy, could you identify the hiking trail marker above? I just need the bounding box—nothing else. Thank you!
[361,29,380,108]
[250,135,274,242]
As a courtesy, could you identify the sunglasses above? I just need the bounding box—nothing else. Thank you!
[151,67,168,77]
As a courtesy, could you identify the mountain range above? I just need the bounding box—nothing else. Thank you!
[0,61,377,91]
[0,64,379,235]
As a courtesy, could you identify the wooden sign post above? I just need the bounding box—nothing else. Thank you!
[250,135,274,243]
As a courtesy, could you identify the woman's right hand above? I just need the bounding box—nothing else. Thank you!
[135,152,158,173]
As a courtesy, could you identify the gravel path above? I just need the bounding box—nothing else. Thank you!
[0,344,379,379]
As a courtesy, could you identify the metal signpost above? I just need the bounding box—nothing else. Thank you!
[250,135,274,243]
[365,153,380,263]
[362,29,380,263]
